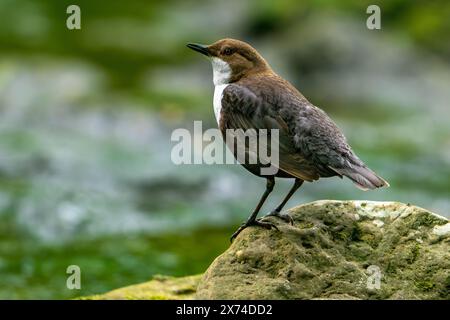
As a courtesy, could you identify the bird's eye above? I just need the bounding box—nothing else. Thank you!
[222,48,233,55]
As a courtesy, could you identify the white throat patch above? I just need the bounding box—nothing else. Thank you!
[211,57,231,124]
[211,57,231,86]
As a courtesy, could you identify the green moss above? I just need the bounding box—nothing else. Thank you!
[82,274,202,300]
[350,224,363,242]
[360,234,378,248]
[348,244,372,261]
[384,262,396,275]
[406,243,421,264]
[411,212,447,229]
[296,221,315,229]
[333,223,362,243]
[440,275,450,298]
[147,295,170,300]
[414,279,435,292]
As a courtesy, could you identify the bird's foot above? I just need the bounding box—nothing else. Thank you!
[261,210,294,225]
[230,219,278,242]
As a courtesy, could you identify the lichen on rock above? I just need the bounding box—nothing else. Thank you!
[196,201,449,300]
[83,274,201,300]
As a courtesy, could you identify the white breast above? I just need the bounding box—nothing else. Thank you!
[210,57,232,125]
[213,84,228,124]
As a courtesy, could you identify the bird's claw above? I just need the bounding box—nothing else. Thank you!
[230,219,278,242]
[261,210,294,225]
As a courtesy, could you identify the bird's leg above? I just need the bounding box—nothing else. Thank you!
[262,178,304,225]
[230,177,277,242]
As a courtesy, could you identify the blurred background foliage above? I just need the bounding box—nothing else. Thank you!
[0,0,449,299]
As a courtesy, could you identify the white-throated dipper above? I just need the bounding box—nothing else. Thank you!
[187,38,389,241]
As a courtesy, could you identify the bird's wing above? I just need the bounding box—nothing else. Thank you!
[220,84,320,181]
[221,83,388,189]
[286,98,389,190]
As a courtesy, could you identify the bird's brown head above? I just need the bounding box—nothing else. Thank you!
[187,38,271,85]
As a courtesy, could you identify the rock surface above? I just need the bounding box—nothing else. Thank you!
[196,201,449,299]
[84,275,200,300]
[85,201,449,300]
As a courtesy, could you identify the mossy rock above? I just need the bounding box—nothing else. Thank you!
[82,274,201,300]
[196,201,449,300]
[81,201,449,300]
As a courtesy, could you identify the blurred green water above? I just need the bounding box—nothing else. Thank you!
[0,0,449,299]
[0,215,229,299]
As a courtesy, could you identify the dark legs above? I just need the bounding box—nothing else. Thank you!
[230,178,304,242]
[262,178,304,225]
[230,177,277,241]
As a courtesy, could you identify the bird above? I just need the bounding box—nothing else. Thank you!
[187,38,389,241]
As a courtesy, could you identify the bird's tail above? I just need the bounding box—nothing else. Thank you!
[330,165,389,191]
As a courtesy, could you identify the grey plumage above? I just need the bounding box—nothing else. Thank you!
[220,74,389,190]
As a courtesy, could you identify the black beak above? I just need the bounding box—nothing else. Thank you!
[187,43,210,56]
